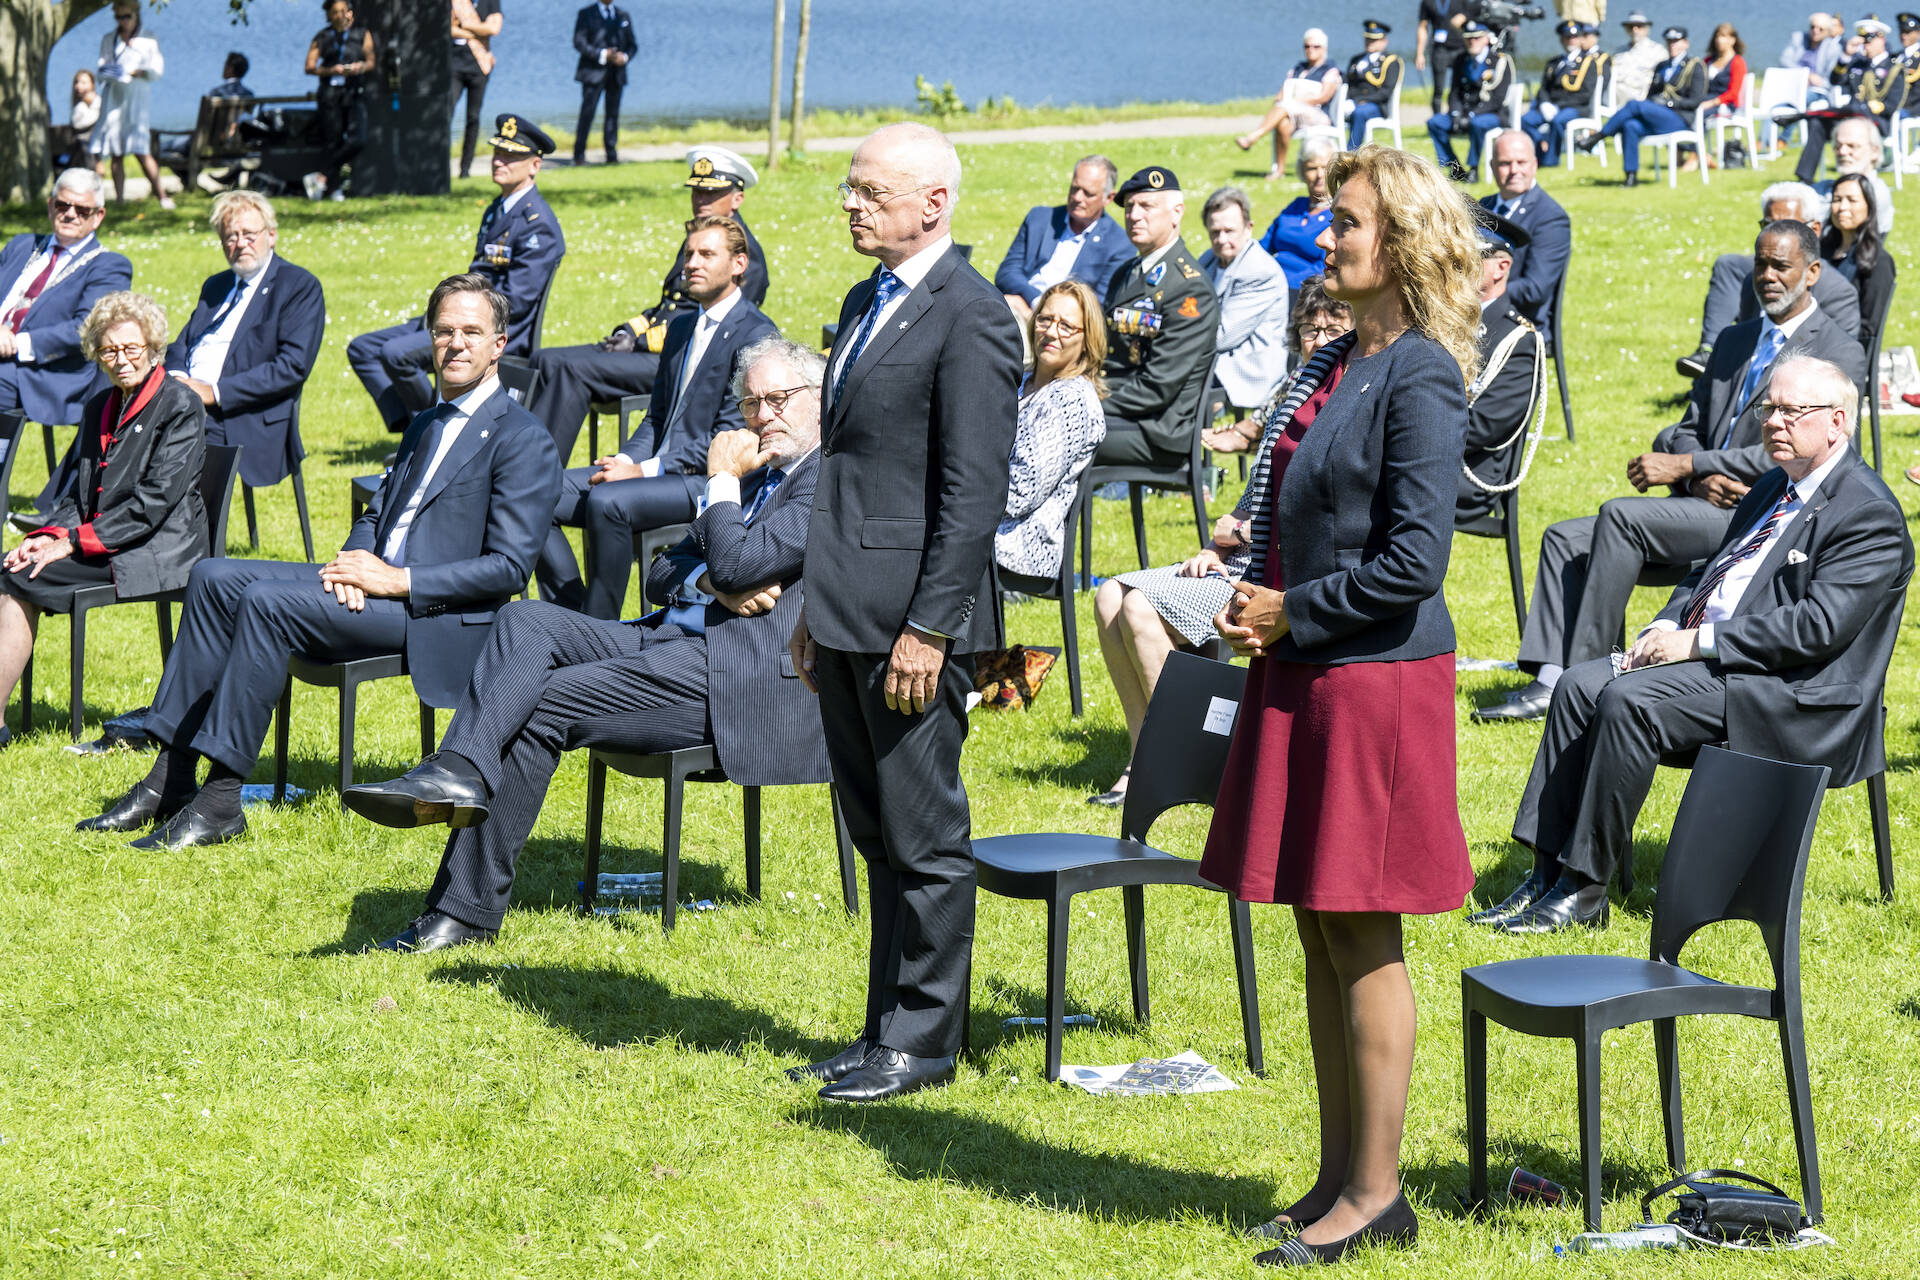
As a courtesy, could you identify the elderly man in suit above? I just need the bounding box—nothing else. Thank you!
[572,0,635,165]
[347,114,565,433]
[993,155,1133,327]
[341,336,828,952]
[1196,186,1289,413]
[164,191,324,546]
[1478,222,1866,723]
[1480,355,1913,931]
[0,169,132,498]
[77,275,560,850]
[536,214,778,619]
[1482,131,1571,332]
[1092,165,1220,467]
[786,123,1022,1103]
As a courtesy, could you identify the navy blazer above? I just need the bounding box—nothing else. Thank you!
[164,255,325,487]
[991,205,1134,307]
[1264,331,1467,665]
[573,3,636,85]
[0,233,132,425]
[343,384,561,707]
[1480,186,1570,330]
[468,186,565,357]
[628,296,778,474]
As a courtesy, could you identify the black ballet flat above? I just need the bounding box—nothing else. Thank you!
[1254,1193,1417,1267]
[1248,1213,1325,1241]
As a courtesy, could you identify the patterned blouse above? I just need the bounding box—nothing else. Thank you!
[993,375,1106,579]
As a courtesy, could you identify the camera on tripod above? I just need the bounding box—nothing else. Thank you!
[1470,0,1546,49]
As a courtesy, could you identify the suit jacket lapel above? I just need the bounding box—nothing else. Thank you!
[1735,459,1847,614]
[828,253,947,432]
[415,390,505,514]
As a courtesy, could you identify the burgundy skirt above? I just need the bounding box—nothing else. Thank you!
[1198,652,1473,913]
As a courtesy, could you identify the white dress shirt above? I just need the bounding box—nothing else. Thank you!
[1028,223,1091,294]
[618,287,743,473]
[383,374,498,563]
[825,232,953,413]
[1720,299,1819,446]
[661,445,818,633]
[3,233,98,365]
[182,252,274,402]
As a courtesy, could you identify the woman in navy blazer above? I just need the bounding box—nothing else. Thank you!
[1200,147,1480,1268]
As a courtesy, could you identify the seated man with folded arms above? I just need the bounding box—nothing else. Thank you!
[994,155,1133,329]
[1477,356,1912,933]
[76,274,560,850]
[535,214,776,618]
[340,336,827,952]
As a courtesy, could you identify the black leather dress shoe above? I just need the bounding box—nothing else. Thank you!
[1675,346,1712,379]
[1471,681,1553,724]
[1623,171,1640,188]
[1255,1192,1417,1267]
[1498,881,1609,934]
[786,1038,874,1084]
[77,781,190,833]
[1465,871,1553,925]
[370,910,497,953]
[1573,135,1600,155]
[817,1047,956,1103]
[130,804,246,850]
[342,754,490,829]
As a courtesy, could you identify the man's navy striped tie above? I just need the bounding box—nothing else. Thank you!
[1681,482,1798,628]
[830,269,902,406]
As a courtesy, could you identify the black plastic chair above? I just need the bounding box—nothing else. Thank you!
[1860,268,1896,474]
[0,416,26,514]
[572,738,859,934]
[586,391,651,468]
[349,361,543,521]
[989,465,1096,717]
[1463,747,1829,1232]
[18,445,242,739]
[1079,369,1219,583]
[1544,270,1574,442]
[239,391,315,562]
[970,649,1265,1082]
[271,653,436,801]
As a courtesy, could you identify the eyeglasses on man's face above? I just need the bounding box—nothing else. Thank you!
[1755,401,1842,425]
[51,198,102,219]
[740,385,815,418]
[221,226,268,246]
[837,181,928,209]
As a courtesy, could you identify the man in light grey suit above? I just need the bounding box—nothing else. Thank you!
[1197,187,1290,411]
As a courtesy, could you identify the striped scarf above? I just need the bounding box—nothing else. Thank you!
[1235,331,1357,588]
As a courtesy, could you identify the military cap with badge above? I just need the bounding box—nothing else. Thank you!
[489,112,556,156]
[1108,166,1184,347]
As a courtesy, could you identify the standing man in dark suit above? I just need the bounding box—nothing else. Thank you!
[536,215,778,618]
[787,123,1022,1103]
[164,191,325,532]
[1482,356,1912,931]
[1092,165,1219,467]
[347,114,565,432]
[340,336,829,952]
[572,0,636,166]
[1416,0,1471,115]
[1477,222,1865,723]
[77,275,560,850]
[993,155,1133,327]
[1480,131,1571,331]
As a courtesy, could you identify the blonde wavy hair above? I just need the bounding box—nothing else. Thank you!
[1326,146,1482,386]
[1031,278,1108,397]
[80,291,169,363]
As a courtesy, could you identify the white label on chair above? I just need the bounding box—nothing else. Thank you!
[1203,696,1238,736]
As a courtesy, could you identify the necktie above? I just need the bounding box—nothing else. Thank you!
[1730,325,1787,441]
[5,246,60,333]
[196,277,247,346]
[404,404,458,498]
[830,270,903,406]
[741,467,784,524]
[1497,200,1514,220]
[1681,483,1798,628]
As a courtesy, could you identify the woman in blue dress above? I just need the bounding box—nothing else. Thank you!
[1259,135,1337,288]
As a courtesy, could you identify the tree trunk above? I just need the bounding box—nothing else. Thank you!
[787,0,809,155]
[765,0,784,172]
[0,0,106,204]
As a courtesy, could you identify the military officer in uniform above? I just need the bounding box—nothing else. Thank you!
[1345,21,1405,150]
[524,145,770,460]
[348,114,565,431]
[1459,211,1543,522]
[1795,18,1910,184]
[1523,21,1608,166]
[1574,27,1711,186]
[1091,166,1220,468]
[1427,22,1515,176]
[1898,12,1920,74]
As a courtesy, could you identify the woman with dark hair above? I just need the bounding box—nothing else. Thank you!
[1203,145,1479,1267]
[1822,172,1895,348]
[1682,23,1746,171]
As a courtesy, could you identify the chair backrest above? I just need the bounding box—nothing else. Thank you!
[618,392,652,453]
[1545,264,1569,353]
[1188,366,1223,474]
[1737,71,1756,113]
[1503,82,1524,128]
[1120,649,1249,841]
[1650,746,1828,993]
[1863,266,1898,376]
[496,358,537,404]
[524,267,559,353]
[200,444,243,559]
[1758,66,1811,116]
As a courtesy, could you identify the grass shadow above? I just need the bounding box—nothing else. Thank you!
[317,438,402,470]
[1006,724,1131,790]
[1434,1130,1669,1221]
[510,835,745,917]
[1894,994,1920,1021]
[304,886,429,956]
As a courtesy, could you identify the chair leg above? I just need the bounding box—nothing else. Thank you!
[1060,582,1083,718]
[292,466,316,562]
[156,600,174,659]
[1503,501,1527,639]
[1465,1001,1489,1211]
[18,651,31,734]
[337,680,357,796]
[1868,770,1895,902]
[1127,484,1149,571]
[1189,472,1209,548]
[580,753,607,914]
[1575,1028,1605,1233]
[1043,893,1072,1083]
[273,677,292,804]
[1778,1001,1823,1223]
[42,423,55,474]
[1122,883,1149,1023]
[419,701,435,757]
[660,763,685,933]
[67,603,87,740]
[242,483,259,550]
[1228,896,1263,1076]
[1653,1017,1686,1174]
[1554,341,1575,442]
[743,784,762,899]
[1870,392,1884,475]
[1078,489,1093,589]
[830,784,859,917]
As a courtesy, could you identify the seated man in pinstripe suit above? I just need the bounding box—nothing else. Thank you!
[342,336,829,952]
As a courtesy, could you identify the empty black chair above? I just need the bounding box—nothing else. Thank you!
[1464,747,1828,1232]
[571,734,859,934]
[239,390,315,562]
[271,653,436,801]
[970,649,1264,1081]
[18,445,242,739]
[350,361,543,521]
[1544,270,1574,442]
[989,465,1096,716]
[1079,368,1219,582]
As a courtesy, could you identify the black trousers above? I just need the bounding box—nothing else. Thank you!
[315,86,366,191]
[575,79,624,161]
[450,64,490,177]
[1512,657,1727,887]
[425,600,708,930]
[1516,497,1730,674]
[538,468,702,618]
[1092,414,1183,468]
[1427,40,1463,114]
[527,342,660,462]
[144,559,410,778]
[813,644,977,1058]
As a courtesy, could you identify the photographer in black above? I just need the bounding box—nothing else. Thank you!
[302,0,375,202]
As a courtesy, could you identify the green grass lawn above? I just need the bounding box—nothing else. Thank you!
[3,140,1918,1278]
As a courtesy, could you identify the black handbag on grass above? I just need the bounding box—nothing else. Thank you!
[1640,1169,1808,1243]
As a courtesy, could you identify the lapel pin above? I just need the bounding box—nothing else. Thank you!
[480,430,489,439]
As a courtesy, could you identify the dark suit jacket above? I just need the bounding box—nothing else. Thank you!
[468,185,565,357]
[807,243,1023,653]
[991,205,1134,308]
[344,384,562,706]
[1458,301,1540,521]
[1655,451,1913,786]
[1664,308,1867,483]
[1346,51,1405,105]
[1100,239,1220,452]
[639,214,769,331]
[39,372,207,600]
[572,3,636,85]
[1448,51,1515,115]
[633,453,829,786]
[164,255,325,487]
[1480,186,1570,329]
[1648,56,1711,112]
[627,295,778,473]
[0,233,132,424]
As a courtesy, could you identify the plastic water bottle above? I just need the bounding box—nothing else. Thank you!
[586,872,662,915]
[1555,1224,1685,1254]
